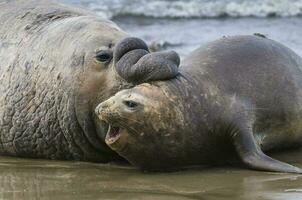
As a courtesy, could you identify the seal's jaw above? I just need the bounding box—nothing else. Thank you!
[104,124,132,154]
[105,125,121,144]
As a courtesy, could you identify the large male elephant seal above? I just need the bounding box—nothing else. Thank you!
[96,35,302,173]
[0,0,179,162]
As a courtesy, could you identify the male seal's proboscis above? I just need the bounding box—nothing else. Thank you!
[96,35,302,173]
[0,0,180,161]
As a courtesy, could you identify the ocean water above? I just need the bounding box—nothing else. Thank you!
[62,0,302,19]
[60,0,302,58]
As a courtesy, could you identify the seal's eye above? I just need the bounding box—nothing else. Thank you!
[95,50,113,63]
[123,100,139,108]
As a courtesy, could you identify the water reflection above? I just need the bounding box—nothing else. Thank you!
[0,156,301,200]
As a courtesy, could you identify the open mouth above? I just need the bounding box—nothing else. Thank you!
[105,125,121,144]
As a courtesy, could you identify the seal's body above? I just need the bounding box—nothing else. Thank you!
[182,35,302,153]
[0,0,126,161]
[97,35,302,173]
[0,0,180,161]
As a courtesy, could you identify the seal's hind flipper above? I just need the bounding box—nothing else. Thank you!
[232,128,302,173]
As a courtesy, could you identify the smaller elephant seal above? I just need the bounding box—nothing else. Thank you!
[96,35,302,173]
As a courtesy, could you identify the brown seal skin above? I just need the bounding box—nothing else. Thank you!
[0,0,179,162]
[96,35,302,173]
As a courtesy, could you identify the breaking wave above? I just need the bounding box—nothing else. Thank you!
[64,0,302,19]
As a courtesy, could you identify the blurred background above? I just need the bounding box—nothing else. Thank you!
[60,0,302,58]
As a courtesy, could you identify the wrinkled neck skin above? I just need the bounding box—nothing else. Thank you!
[0,0,138,162]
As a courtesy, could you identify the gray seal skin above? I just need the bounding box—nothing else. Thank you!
[96,35,302,173]
[0,0,180,162]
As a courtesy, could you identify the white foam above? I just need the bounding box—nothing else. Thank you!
[72,0,302,19]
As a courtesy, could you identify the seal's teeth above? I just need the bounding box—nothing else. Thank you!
[105,125,111,136]
[105,125,122,145]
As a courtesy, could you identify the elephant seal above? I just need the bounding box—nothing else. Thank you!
[96,35,302,173]
[0,0,179,161]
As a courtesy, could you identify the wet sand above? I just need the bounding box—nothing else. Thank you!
[0,152,301,200]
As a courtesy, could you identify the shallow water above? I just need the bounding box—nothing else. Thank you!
[1,154,302,200]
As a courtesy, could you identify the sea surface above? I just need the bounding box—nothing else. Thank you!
[60,0,302,58]
[2,0,302,199]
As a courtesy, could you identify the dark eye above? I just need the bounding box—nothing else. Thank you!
[123,100,139,108]
[95,50,113,63]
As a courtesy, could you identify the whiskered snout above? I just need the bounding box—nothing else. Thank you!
[95,100,114,121]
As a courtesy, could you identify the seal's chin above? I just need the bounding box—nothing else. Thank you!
[105,125,121,144]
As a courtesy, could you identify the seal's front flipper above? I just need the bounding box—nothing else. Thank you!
[232,128,302,173]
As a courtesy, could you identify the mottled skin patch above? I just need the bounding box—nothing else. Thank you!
[97,35,302,173]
